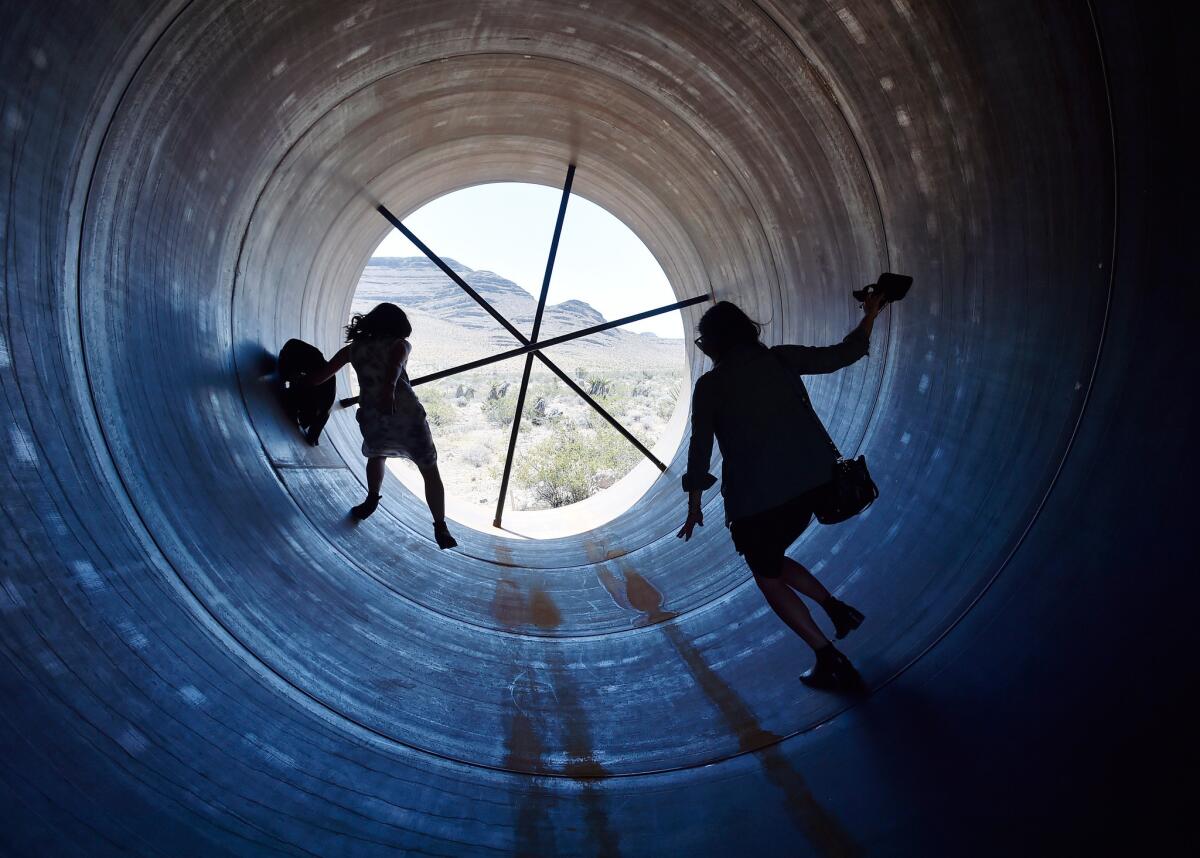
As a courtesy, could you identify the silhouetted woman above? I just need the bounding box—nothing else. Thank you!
[678,294,885,690]
[305,303,457,549]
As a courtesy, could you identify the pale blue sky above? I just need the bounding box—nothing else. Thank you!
[370,182,683,338]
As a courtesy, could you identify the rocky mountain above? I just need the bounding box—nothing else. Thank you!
[353,257,684,375]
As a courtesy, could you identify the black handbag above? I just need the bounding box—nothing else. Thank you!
[773,352,879,524]
[814,454,879,525]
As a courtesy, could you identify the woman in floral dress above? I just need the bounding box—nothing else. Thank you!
[305,302,456,549]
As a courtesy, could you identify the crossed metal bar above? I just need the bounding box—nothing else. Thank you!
[493,164,576,526]
[360,166,709,526]
[405,293,709,387]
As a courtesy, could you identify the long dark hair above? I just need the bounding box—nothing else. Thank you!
[696,301,762,360]
[345,302,412,343]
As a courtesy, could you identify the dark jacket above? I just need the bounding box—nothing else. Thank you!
[683,328,869,521]
[279,338,336,444]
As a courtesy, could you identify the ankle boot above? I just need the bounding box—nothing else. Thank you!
[800,644,864,692]
[822,596,865,640]
[351,494,381,520]
[433,520,457,550]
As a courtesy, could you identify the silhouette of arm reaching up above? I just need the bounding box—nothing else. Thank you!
[773,293,883,375]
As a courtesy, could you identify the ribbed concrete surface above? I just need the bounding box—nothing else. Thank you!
[1,1,1192,854]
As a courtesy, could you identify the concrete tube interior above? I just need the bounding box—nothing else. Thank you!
[2,1,1192,854]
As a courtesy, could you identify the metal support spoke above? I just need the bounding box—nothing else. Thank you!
[341,355,680,471]
[372,184,683,507]
[533,356,668,471]
[494,164,575,526]
[339,293,708,402]
[377,203,531,345]
[411,294,708,386]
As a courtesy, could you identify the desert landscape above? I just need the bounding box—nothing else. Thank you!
[351,257,688,512]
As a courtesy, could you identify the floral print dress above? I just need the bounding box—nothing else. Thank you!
[350,337,437,466]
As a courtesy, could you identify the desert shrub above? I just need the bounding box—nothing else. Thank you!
[484,393,518,426]
[656,383,681,421]
[530,378,559,403]
[584,374,613,397]
[483,388,556,428]
[488,380,513,400]
[421,389,457,428]
[461,444,492,468]
[514,423,640,509]
[527,396,551,426]
[597,385,631,420]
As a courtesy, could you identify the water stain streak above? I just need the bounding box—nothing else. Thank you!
[494,577,622,855]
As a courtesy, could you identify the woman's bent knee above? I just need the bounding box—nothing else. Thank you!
[752,572,787,593]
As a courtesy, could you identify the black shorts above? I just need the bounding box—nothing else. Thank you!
[729,486,826,579]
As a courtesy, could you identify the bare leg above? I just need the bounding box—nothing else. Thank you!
[781,556,865,640]
[779,556,831,604]
[418,463,456,549]
[754,575,830,652]
[365,456,386,498]
[351,457,386,520]
[417,463,446,524]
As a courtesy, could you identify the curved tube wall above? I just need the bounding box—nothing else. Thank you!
[2,1,1189,853]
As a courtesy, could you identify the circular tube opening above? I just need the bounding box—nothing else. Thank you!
[349,182,690,538]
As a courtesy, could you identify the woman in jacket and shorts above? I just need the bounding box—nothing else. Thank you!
[678,293,885,690]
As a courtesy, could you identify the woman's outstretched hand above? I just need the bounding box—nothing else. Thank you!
[862,290,887,319]
[677,507,704,541]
